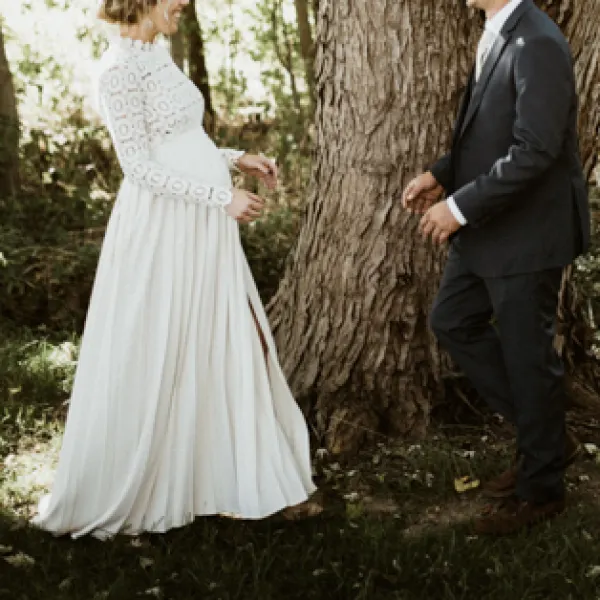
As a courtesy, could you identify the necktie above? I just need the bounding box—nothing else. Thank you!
[476,28,496,81]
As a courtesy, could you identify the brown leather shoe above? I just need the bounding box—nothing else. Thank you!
[474,496,566,535]
[482,429,582,499]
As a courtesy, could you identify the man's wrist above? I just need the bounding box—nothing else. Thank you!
[446,196,467,226]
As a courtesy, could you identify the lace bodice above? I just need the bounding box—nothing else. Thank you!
[97,37,244,208]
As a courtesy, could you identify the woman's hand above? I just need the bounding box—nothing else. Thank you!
[225,189,265,223]
[236,153,278,190]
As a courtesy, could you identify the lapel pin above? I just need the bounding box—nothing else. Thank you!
[516,37,525,46]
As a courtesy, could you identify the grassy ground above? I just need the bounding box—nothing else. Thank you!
[2,327,600,600]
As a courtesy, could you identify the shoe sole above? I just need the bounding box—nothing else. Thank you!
[481,444,583,500]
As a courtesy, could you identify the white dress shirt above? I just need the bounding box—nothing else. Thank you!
[446,0,525,226]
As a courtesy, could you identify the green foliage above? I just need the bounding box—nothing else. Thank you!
[247,0,314,178]
[240,205,302,302]
[205,9,250,119]
[0,113,115,331]
[203,0,314,181]
[0,0,314,334]
[574,193,600,360]
[0,194,101,332]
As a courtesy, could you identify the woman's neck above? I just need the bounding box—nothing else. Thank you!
[119,23,157,44]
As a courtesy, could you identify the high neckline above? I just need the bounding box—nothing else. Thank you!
[113,36,159,53]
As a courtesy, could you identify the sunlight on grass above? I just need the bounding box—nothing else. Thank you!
[1,327,600,599]
[0,329,75,518]
[1,426,62,518]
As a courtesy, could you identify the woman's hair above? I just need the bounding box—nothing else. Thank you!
[97,0,158,25]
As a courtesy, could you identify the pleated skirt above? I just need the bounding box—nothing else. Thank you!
[33,127,316,539]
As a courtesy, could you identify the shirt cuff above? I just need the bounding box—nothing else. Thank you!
[446,196,467,226]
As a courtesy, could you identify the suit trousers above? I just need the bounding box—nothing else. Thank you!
[430,247,566,503]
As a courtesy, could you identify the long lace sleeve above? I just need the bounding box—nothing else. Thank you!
[99,62,233,208]
[220,148,245,171]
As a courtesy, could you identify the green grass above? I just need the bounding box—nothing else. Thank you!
[2,326,600,600]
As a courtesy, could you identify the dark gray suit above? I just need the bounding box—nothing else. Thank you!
[429,0,590,503]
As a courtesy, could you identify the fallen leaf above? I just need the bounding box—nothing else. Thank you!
[454,476,480,493]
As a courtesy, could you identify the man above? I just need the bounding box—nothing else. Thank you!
[402,0,590,535]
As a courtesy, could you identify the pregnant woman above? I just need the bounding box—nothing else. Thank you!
[33,0,318,539]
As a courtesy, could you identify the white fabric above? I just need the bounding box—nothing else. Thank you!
[475,27,497,81]
[486,0,524,36]
[446,197,467,226]
[32,37,316,539]
[476,0,524,80]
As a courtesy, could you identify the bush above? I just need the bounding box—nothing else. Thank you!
[241,205,302,303]
[0,187,301,332]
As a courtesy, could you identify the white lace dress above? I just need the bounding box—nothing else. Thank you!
[32,37,316,539]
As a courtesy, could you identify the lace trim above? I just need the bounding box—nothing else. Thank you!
[98,61,232,208]
[113,36,159,53]
[221,149,246,171]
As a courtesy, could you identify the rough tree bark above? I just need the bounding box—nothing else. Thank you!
[268,0,599,454]
[545,0,600,404]
[269,1,479,452]
[0,25,19,197]
[539,0,600,180]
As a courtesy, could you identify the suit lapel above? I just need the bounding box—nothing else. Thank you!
[458,33,509,140]
[457,0,534,140]
[452,69,475,147]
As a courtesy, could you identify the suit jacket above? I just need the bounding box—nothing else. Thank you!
[430,0,590,278]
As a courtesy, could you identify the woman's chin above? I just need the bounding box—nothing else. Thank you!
[160,22,180,37]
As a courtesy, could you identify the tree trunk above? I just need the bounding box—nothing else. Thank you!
[293,0,316,113]
[185,1,215,133]
[538,0,599,179]
[268,0,599,454]
[269,0,479,453]
[544,0,600,403]
[0,25,19,197]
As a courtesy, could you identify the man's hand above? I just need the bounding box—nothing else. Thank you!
[419,201,462,244]
[402,171,444,214]
[236,153,278,190]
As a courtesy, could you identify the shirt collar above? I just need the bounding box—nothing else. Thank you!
[485,0,524,35]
